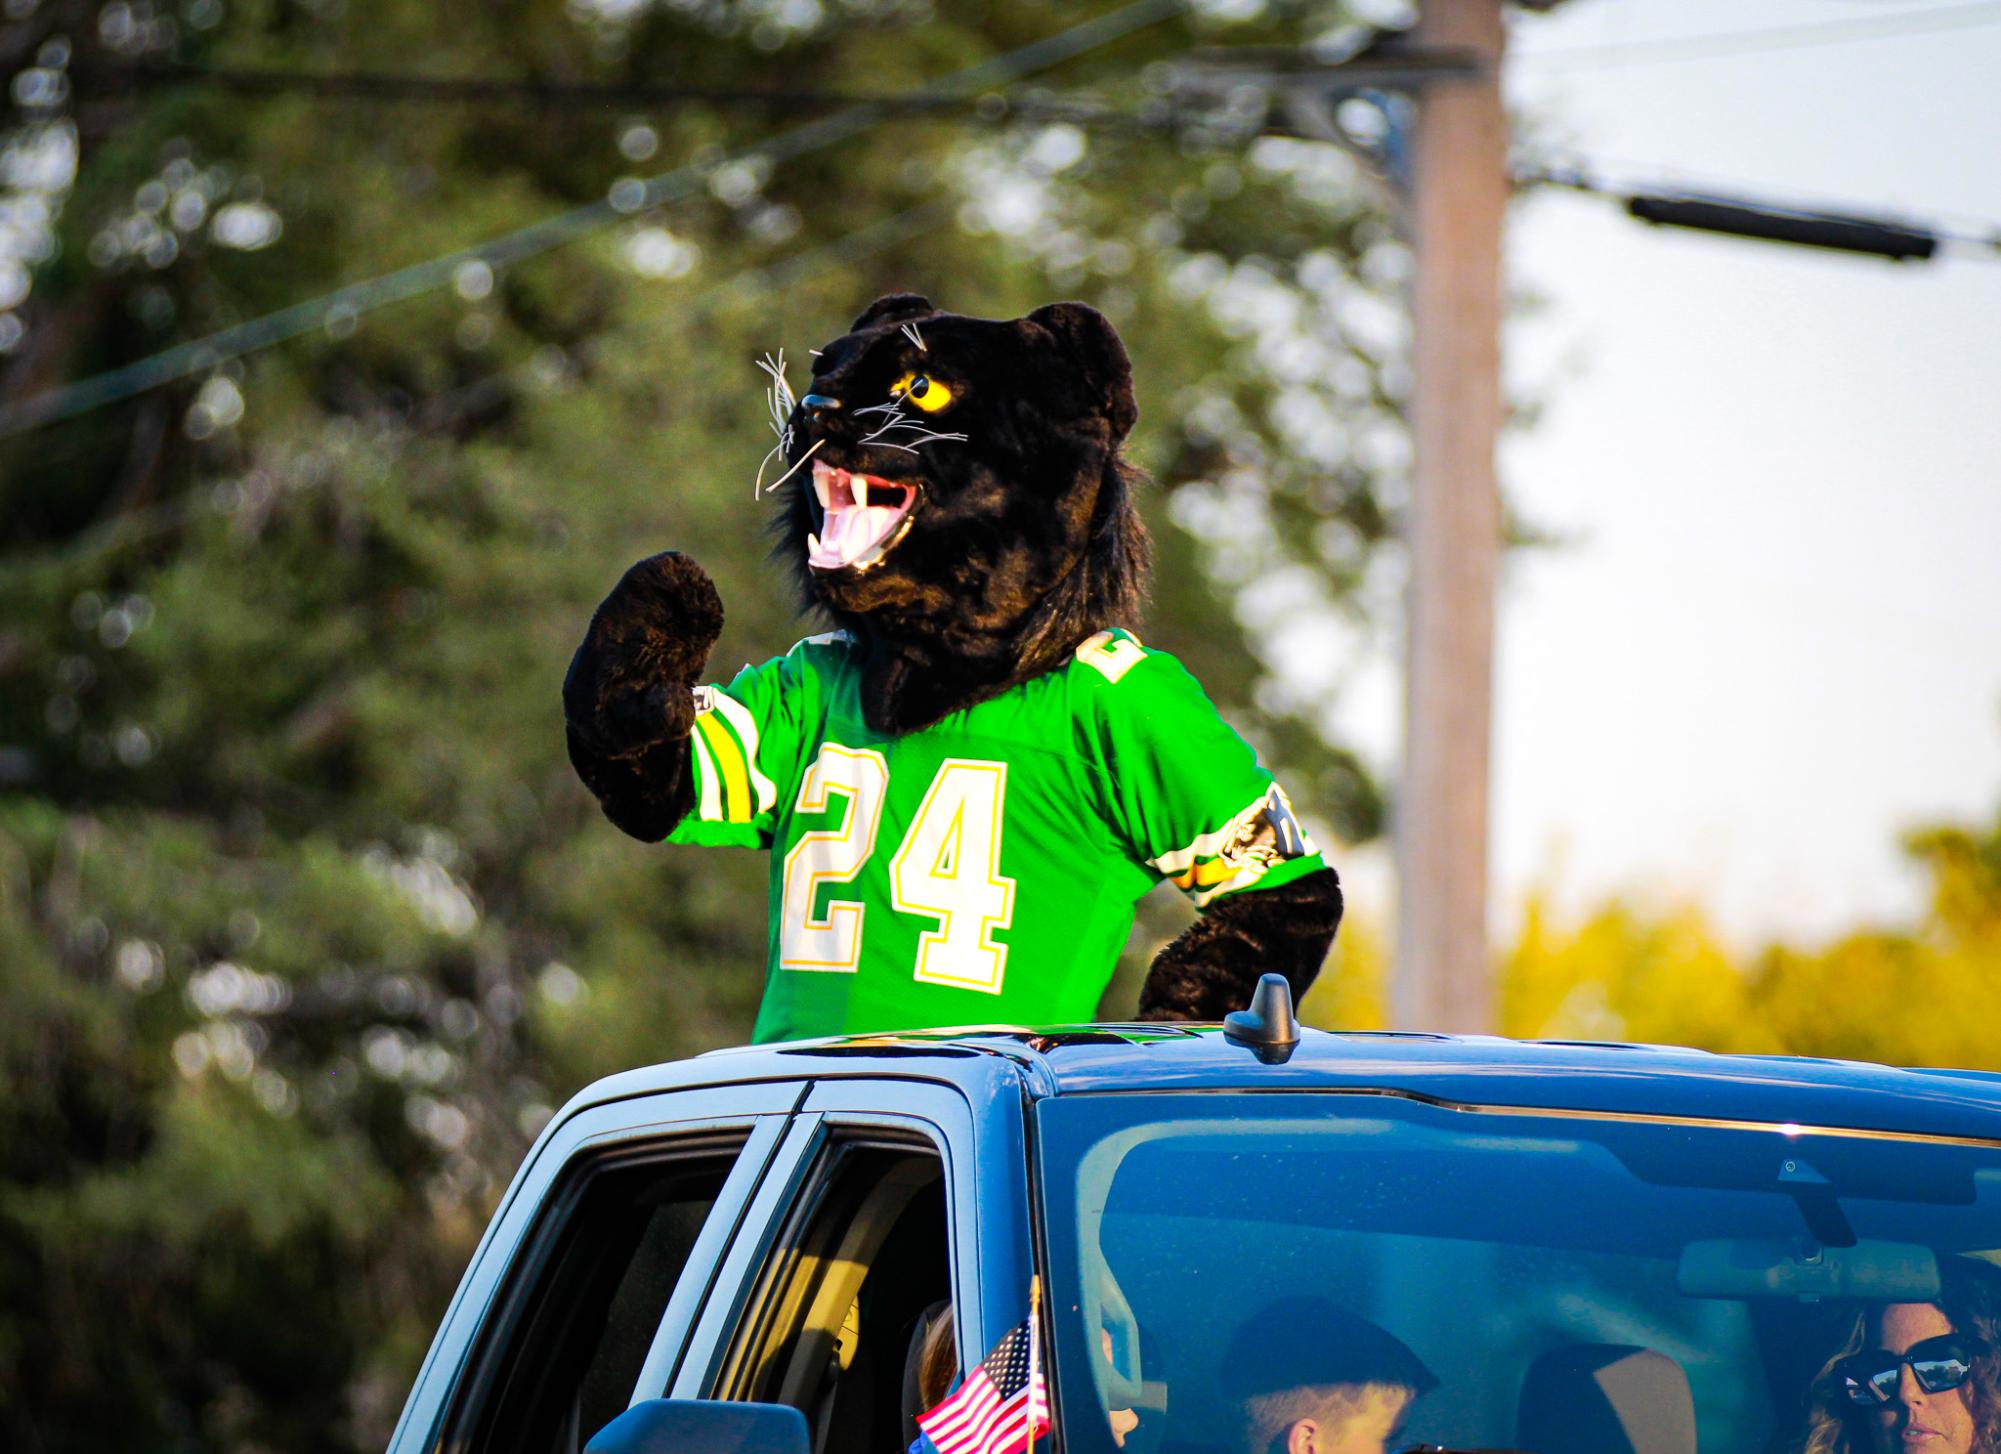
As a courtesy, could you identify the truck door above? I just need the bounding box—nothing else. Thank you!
[664,1076,1035,1454]
[391,1079,804,1454]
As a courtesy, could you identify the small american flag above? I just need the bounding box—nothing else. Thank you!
[915,1281,1050,1454]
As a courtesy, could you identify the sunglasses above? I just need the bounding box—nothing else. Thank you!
[1835,1335,1990,1406]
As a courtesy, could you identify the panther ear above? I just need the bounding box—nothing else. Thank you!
[1027,301,1137,441]
[849,293,936,333]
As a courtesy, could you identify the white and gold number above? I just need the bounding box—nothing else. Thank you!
[778,745,888,972]
[890,760,1017,993]
[777,753,1017,992]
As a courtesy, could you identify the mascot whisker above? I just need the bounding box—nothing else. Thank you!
[564,294,1344,1041]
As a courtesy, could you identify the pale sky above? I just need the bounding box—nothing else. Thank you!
[1333,0,2001,948]
[1491,0,2001,944]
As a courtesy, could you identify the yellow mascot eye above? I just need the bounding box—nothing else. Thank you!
[890,372,954,413]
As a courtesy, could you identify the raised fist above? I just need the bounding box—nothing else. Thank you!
[563,552,725,840]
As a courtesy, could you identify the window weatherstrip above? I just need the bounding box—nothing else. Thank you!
[626,1114,790,1405]
[671,1113,831,1400]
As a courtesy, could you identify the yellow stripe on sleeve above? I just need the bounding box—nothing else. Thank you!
[693,712,751,823]
[708,692,777,815]
[1171,858,1242,891]
[687,718,724,821]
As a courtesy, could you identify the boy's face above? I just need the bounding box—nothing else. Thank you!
[1282,1384,1414,1454]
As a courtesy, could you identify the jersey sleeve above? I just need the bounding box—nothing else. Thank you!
[1083,631,1327,908]
[663,648,804,850]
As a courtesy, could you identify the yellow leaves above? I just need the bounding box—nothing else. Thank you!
[1904,823,2001,947]
[1501,892,1769,1054]
[1299,910,1389,1032]
[1500,805,2001,1070]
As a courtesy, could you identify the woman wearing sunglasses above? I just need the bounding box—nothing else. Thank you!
[1802,1258,2001,1454]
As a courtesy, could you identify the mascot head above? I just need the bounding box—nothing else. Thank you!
[776,295,1150,689]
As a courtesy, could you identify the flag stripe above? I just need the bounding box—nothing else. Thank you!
[960,1389,1019,1446]
[925,1386,1000,1445]
[924,1377,998,1444]
[916,1313,1049,1454]
[962,1393,1044,1454]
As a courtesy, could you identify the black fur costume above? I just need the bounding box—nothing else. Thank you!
[563,294,1342,1024]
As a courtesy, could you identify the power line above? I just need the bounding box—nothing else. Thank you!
[58,62,1031,115]
[1513,0,2001,70]
[24,5,1996,444]
[62,41,1477,114]
[47,60,1220,145]
[52,62,1228,145]
[0,198,955,577]
[0,0,1185,441]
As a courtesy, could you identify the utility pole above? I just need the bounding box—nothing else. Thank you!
[1393,0,1507,1033]
[1182,1,1550,1033]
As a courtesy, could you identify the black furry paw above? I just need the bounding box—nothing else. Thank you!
[563,552,725,840]
[1134,867,1344,1023]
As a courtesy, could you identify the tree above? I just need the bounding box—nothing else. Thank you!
[0,2,1416,1447]
[1499,793,2001,1072]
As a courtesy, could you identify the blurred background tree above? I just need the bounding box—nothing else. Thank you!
[0,1,1411,1447]
[1496,801,2001,1071]
[6,0,1991,1448]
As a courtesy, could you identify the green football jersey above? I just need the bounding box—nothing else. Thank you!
[667,628,1324,1043]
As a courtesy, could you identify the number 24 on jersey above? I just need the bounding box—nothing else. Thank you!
[777,746,1017,994]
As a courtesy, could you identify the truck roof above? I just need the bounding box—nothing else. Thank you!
[562,1024,2001,1142]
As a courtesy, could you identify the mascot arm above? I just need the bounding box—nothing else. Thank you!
[1085,635,1342,1022]
[1135,866,1343,1022]
[563,552,725,842]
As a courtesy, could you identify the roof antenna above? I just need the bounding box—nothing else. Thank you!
[1223,973,1301,1065]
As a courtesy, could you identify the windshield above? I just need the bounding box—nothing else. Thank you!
[1035,1092,2001,1454]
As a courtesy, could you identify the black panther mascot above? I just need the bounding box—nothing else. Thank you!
[563,294,1343,1043]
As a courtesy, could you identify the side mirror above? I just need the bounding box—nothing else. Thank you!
[584,1398,810,1454]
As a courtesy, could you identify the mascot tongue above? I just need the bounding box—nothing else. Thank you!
[808,460,917,571]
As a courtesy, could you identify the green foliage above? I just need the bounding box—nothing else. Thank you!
[0,2,1423,1446]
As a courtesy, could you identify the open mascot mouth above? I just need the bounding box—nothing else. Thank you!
[807,459,921,572]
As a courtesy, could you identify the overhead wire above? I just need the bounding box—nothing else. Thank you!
[0,0,1187,441]
[1512,0,2001,70]
[71,1,2001,108]
[1,196,957,577]
[18,1,2001,441]
[56,62,1062,115]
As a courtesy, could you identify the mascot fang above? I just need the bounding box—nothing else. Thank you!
[564,294,1344,1042]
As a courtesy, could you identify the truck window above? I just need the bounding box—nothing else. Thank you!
[441,1135,746,1454]
[715,1139,951,1454]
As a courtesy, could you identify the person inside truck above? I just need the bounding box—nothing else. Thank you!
[1800,1257,2001,1454]
[1219,1299,1437,1454]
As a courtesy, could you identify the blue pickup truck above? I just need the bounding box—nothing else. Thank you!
[384,998,2001,1454]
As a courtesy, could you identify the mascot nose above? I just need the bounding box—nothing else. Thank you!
[800,393,841,413]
